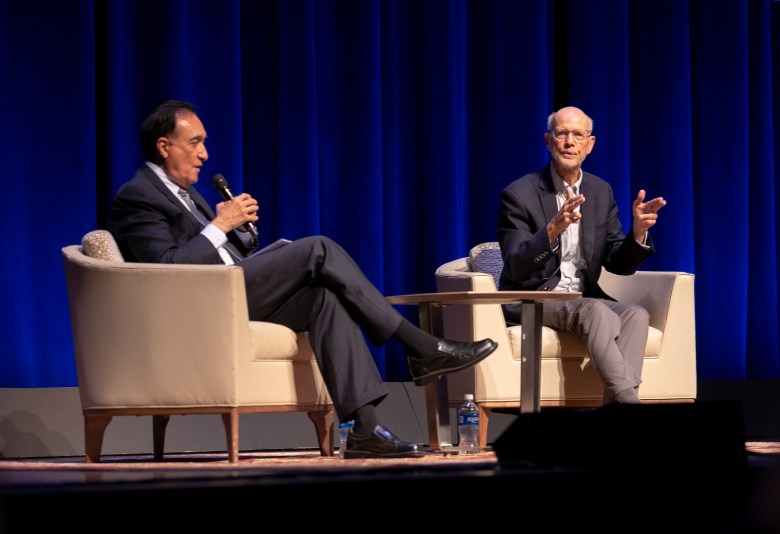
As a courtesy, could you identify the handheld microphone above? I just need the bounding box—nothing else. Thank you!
[211,174,259,239]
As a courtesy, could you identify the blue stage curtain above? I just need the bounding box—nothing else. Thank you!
[1,0,779,387]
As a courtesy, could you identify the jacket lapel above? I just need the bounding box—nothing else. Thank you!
[141,166,213,227]
[538,164,559,225]
[579,175,596,266]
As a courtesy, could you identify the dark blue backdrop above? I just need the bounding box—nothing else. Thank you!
[2,0,779,387]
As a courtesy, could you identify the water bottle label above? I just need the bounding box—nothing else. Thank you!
[458,413,479,426]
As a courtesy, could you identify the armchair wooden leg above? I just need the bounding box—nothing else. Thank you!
[478,405,490,450]
[152,415,170,461]
[307,409,335,456]
[221,410,240,463]
[84,414,112,463]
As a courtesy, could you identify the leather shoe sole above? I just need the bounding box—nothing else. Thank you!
[408,338,498,386]
[343,425,425,459]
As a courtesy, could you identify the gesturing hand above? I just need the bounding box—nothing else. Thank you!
[547,186,584,244]
[632,189,666,242]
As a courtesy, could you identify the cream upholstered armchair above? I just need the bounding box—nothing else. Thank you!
[61,230,334,463]
[436,242,697,449]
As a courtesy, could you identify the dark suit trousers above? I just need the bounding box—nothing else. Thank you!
[238,235,403,419]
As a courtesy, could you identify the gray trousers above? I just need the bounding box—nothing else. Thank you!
[505,298,649,397]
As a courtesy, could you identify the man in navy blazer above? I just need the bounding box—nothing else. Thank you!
[108,100,498,458]
[498,106,666,404]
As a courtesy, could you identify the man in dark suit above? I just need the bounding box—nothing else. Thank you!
[108,100,497,458]
[497,106,666,404]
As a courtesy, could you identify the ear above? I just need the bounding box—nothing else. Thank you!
[157,137,170,159]
[584,135,596,155]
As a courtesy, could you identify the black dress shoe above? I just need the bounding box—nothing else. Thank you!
[408,338,498,386]
[343,425,425,459]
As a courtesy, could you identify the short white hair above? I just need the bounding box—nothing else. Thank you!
[547,110,595,132]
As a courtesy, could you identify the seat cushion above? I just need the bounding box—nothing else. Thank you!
[249,321,315,361]
[507,324,663,360]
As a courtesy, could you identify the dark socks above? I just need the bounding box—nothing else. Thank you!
[393,319,439,359]
[347,320,440,436]
[350,404,380,435]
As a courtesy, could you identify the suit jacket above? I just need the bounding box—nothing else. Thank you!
[497,163,653,299]
[107,165,252,264]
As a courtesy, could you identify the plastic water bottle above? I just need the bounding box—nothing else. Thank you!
[338,420,354,458]
[457,394,480,454]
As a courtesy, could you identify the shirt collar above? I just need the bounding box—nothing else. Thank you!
[550,165,583,195]
[146,161,181,196]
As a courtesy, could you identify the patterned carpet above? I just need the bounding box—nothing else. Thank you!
[746,441,780,455]
[0,442,777,470]
[0,442,775,481]
[0,448,499,478]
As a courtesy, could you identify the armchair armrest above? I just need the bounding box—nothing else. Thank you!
[599,270,694,332]
[434,257,512,348]
[599,269,697,398]
[435,257,498,293]
[63,246,252,408]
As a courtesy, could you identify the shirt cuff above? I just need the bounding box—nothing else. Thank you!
[202,224,228,249]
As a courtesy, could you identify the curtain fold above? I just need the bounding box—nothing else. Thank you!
[1,0,778,386]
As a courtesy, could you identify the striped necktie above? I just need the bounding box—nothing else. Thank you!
[178,188,211,227]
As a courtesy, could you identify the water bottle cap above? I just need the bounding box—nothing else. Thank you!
[464,394,474,400]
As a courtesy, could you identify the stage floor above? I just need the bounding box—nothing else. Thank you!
[1,442,779,532]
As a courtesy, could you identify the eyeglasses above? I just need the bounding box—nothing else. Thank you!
[549,129,592,142]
